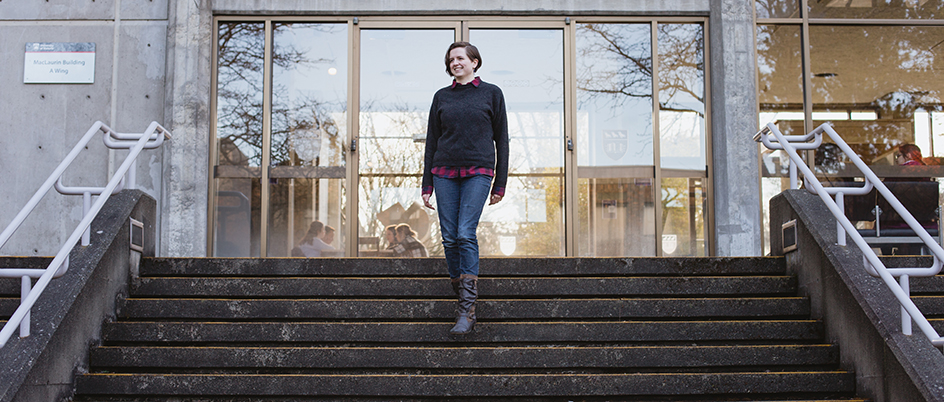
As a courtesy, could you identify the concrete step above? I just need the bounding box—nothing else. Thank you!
[101,320,823,344]
[906,275,944,293]
[76,399,870,402]
[908,295,944,315]
[131,276,797,297]
[89,344,839,370]
[71,256,863,401]
[0,297,18,318]
[141,257,787,277]
[118,297,810,320]
[74,371,855,397]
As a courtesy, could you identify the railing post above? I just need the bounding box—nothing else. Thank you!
[836,192,845,246]
[20,276,30,338]
[82,192,92,246]
[901,274,912,336]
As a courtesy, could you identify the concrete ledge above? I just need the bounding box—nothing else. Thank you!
[0,190,155,402]
[770,189,944,402]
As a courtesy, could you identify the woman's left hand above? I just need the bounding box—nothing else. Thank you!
[489,193,503,205]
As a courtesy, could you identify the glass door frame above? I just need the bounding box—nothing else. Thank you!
[208,15,714,257]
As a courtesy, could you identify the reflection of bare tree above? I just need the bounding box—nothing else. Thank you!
[576,23,704,117]
[755,0,800,19]
[217,22,338,167]
[216,22,347,256]
[658,24,705,117]
[576,24,652,108]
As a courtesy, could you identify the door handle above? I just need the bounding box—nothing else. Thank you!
[567,138,574,151]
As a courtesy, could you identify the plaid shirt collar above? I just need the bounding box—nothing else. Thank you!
[451,76,481,88]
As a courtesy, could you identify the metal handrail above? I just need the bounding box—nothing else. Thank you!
[756,122,944,347]
[0,121,171,347]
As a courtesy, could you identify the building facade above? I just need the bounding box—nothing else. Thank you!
[1,0,938,258]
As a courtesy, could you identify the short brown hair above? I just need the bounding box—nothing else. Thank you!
[395,223,417,238]
[444,42,482,76]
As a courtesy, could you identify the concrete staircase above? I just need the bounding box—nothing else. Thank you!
[24,257,868,400]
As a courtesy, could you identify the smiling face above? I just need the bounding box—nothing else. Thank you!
[448,47,478,83]
[384,228,397,245]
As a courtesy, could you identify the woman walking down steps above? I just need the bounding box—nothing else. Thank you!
[421,41,509,335]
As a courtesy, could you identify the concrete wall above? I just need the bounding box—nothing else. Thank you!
[2,0,764,257]
[0,0,169,256]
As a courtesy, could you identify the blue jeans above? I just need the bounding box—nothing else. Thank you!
[433,175,491,279]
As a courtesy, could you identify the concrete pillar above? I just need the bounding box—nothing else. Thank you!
[708,0,762,256]
[161,0,212,256]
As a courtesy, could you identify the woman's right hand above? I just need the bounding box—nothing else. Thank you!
[422,193,435,210]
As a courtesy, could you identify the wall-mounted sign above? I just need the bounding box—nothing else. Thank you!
[24,42,95,84]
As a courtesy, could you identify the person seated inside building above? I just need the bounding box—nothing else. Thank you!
[392,223,428,257]
[879,143,938,255]
[321,225,337,246]
[291,220,336,257]
[383,225,399,251]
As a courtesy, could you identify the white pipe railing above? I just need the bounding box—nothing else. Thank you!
[0,121,171,347]
[756,122,944,347]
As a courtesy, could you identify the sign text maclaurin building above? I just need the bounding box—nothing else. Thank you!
[24,42,95,84]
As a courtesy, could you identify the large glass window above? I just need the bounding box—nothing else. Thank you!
[756,12,944,255]
[211,17,712,257]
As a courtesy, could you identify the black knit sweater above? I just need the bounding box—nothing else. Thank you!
[422,79,509,193]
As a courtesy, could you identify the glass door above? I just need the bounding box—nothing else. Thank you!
[468,27,566,257]
[356,27,458,256]
[574,23,657,256]
[573,22,708,256]
[211,21,350,257]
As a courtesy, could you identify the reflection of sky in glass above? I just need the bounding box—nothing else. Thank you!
[361,29,456,110]
[472,29,565,172]
[576,24,653,167]
[659,24,706,171]
[272,24,348,167]
[358,29,455,175]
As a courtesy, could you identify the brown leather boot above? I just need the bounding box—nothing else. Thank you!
[450,275,477,335]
